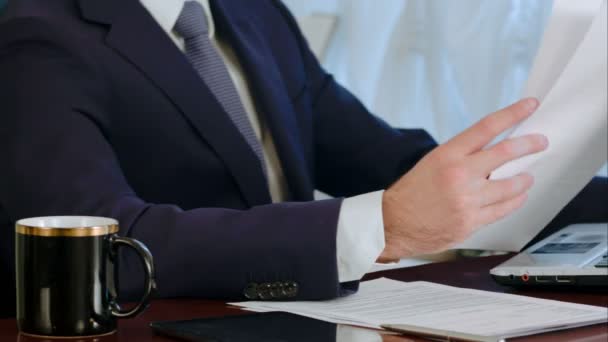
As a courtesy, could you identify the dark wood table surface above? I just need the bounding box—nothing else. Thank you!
[1,255,606,341]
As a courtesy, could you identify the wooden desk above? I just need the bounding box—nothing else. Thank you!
[0,255,606,341]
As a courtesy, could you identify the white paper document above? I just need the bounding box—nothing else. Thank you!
[458,0,608,251]
[231,278,608,339]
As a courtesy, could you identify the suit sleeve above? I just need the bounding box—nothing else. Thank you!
[0,20,348,301]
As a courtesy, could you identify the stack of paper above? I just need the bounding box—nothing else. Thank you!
[458,0,608,251]
[231,278,608,340]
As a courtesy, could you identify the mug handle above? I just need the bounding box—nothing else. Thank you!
[109,235,157,319]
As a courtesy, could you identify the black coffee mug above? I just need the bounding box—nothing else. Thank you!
[15,216,156,338]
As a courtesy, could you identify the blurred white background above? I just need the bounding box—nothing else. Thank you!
[284,0,552,141]
[284,0,607,176]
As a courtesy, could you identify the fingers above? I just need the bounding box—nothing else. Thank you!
[477,192,528,227]
[478,173,534,207]
[470,134,549,176]
[444,98,539,156]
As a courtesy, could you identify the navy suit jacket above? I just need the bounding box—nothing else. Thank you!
[0,0,605,313]
[0,0,437,303]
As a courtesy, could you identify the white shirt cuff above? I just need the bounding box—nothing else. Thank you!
[336,190,385,282]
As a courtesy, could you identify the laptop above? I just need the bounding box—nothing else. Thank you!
[491,223,608,287]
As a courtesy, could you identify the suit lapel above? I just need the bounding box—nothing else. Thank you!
[78,0,271,206]
[211,0,314,201]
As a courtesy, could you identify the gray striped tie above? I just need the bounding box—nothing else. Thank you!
[174,1,267,177]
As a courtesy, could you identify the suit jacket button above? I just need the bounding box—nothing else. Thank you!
[257,282,273,300]
[269,282,282,299]
[244,283,259,300]
[280,282,290,297]
[284,281,299,298]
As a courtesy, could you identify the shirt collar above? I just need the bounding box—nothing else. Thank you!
[140,0,216,38]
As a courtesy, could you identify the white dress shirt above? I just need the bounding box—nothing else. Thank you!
[140,0,385,282]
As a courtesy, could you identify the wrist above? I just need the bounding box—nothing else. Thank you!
[378,190,404,263]
[381,185,429,262]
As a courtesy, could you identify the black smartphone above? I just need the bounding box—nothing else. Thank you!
[150,312,335,342]
[150,312,408,342]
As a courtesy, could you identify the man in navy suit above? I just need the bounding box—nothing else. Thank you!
[0,0,605,308]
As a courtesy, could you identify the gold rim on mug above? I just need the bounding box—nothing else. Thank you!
[15,216,119,237]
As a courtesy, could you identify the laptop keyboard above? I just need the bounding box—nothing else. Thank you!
[594,254,608,268]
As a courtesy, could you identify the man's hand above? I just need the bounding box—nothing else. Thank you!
[379,98,548,262]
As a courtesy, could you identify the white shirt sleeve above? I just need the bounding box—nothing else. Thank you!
[336,190,386,282]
